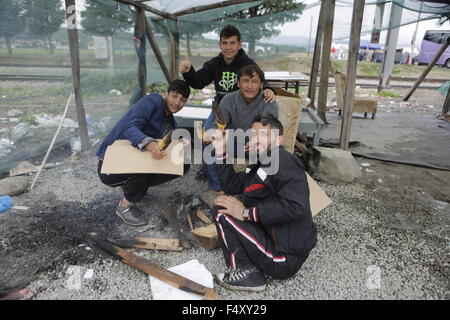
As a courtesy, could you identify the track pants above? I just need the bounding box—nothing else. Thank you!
[214,208,309,280]
[97,160,190,203]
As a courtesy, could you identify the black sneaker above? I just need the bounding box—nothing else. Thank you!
[214,267,267,292]
[115,203,147,226]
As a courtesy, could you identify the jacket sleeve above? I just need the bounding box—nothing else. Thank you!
[122,96,158,148]
[252,161,311,225]
[215,153,246,195]
[182,60,216,89]
[262,80,275,94]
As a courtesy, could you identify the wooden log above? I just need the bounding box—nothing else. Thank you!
[144,20,172,82]
[191,224,219,250]
[339,0,365,150]
[307,0,326,108]
[317,0,335,123]
[135,7,147,98]
[166,24,179,81]
[152,0,257,21]
[296,132,307,144]
[107,237,183,251]
[196,208,213,225]
[403,37,450,101]
[88,232,218,300]
[295,139,308,158]
[64,0,89,152]
[114,0,177,21]
[157,192,194,249]
[186,213,194,231]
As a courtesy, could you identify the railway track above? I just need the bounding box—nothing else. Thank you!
[301,72,448,83]
[0,74,68,82]
[0,72,446,90]
[268,79,443,90]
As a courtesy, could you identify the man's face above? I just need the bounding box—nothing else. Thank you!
[219,35,241,62]
[165,91,187,114]
[248,122,280,156]
[238,72,263,102]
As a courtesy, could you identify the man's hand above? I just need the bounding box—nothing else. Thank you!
[210,128,227,155]
[215,195,245,221]
[179,55,192,74]
[145,141,166,159]
[263,88,276,103]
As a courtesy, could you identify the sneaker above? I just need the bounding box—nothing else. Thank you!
[115,203,147,226]
[214,267,267,292]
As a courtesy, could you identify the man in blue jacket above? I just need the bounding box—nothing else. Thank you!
[96,80,190,226]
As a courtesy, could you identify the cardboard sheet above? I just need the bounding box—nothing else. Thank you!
[100,139,184,175]
[306,172,332,216]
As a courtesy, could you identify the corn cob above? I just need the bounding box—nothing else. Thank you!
[158,130,173,151]
[212,103,226,130]
[195,121,205,141]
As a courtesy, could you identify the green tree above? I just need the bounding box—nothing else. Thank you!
[81,0,131,37]
[0,0,26,55]
[225,0,305,56]
[24,0,65,54]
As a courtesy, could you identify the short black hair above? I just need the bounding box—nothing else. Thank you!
[167,79,190,99]
[237,64,265,83]
[253,113,283,135]
[220,24,241,42]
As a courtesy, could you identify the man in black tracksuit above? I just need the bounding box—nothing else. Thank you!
[210,114,317,292]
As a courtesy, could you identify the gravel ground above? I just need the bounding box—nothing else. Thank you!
[1,142,448,300]
[0,82,448,300]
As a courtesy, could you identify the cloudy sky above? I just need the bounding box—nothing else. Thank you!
[279,0,449,47]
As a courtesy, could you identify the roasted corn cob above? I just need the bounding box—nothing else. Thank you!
[212,102,226,130]
[158,130,173,151]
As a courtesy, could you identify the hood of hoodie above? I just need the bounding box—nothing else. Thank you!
[218,48,247,66]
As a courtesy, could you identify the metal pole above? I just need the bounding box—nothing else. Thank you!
[339,0,365,150]
[370,2,385,44]
[108,36,114,72]
[307,15,313,57]
[378,0,404,91]
[409,2,423,64]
